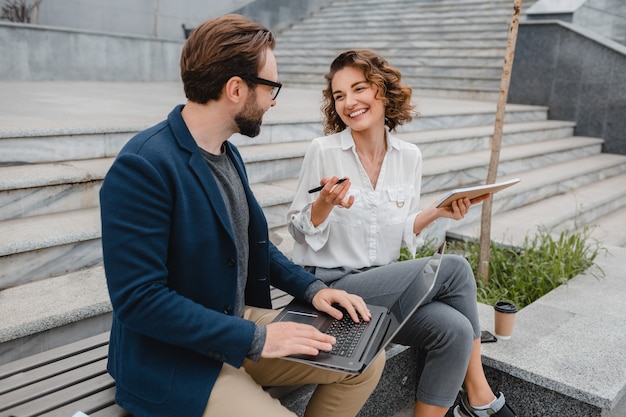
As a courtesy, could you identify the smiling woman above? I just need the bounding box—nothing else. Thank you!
[287,49,518,417]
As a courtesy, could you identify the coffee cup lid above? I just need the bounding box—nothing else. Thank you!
[494,300,518,313]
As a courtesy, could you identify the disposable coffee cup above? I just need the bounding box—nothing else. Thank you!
[494,300,518,339]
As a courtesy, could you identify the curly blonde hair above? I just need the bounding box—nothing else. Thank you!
[321,49,417,135]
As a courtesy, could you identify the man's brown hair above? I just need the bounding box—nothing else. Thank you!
[180,14,275,104]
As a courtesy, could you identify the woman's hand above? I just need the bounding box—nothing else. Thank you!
[437,193,491,220]
[310,176,355,226]
[312,288,371,324]
[439,196,471,220]
[413,194,491,235]
[317,176,354,209]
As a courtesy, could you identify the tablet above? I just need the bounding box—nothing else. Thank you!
[436,178,520,208]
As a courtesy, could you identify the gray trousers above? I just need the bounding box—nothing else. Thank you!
[307,254,480,408]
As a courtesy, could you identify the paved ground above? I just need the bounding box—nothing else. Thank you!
[392,404,415,416]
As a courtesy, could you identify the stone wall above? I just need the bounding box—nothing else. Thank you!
[0,0,332,81]
[509,21,626,155]
[527,0,626,46]
[0,22,183,81]
[16,0,254,40]
[3,0,333,40]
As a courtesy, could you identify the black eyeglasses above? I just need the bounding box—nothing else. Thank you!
[242,76,282,100]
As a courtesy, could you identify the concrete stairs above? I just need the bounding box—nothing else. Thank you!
[274,0,537,100]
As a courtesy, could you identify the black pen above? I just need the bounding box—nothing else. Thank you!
[308,177,347,194]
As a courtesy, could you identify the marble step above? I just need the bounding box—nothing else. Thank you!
[589,209,626,247]
[275,39,508,51]
[278,63,504,79]
[279,30,507,43]
[0,265,111,365]
[320,0,515,7]
[0,130,130,166]
[300,14,510,26]
[280,82,503,102]
[274,47,507,59]
[0,158,112,221]
[277,55,506,67]
[0,119,567,222]
[411,87,502,102]
[408,74,503,90]
[279,23,510,37]
[395,120,576,159]
[447,171,626,248]
[292,13,512,29]
[0,207,102,290]
[0,122,323,167]
[283,72,500,90]
[284,73,503,88]
[313,0,516,13]
[420,136,603,194]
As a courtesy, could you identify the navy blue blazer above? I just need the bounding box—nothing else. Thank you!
[100,106,320,417]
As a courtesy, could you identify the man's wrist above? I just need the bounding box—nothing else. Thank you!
[304,280,328,303]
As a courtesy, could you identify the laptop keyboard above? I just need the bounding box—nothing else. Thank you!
[325,310,368,357]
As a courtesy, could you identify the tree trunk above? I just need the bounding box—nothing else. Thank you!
[477,0,523,283]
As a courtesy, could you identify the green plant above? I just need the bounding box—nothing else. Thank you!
[400,226,605,309]
[398,237,438,261]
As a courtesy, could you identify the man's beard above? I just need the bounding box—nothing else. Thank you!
[235,89,264,138]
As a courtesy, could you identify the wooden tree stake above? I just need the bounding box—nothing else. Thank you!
[478,0,524,283]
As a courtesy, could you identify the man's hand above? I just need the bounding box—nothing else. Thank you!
[260,289,370,359]
[262,321,335,358]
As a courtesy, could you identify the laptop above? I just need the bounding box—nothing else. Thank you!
[272,241,446,374]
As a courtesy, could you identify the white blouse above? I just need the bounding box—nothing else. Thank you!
[288,128,424,269]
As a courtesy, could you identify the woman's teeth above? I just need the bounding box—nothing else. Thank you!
[349,109,366,118]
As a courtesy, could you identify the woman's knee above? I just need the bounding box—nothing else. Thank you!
[442,254,477,293]
[447,313,475,345]
[426,316,474,365]
[394,302,474,350]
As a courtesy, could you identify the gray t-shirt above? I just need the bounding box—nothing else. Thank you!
[201,147,266,360]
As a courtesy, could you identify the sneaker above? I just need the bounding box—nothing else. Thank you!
[453,392,516,417]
